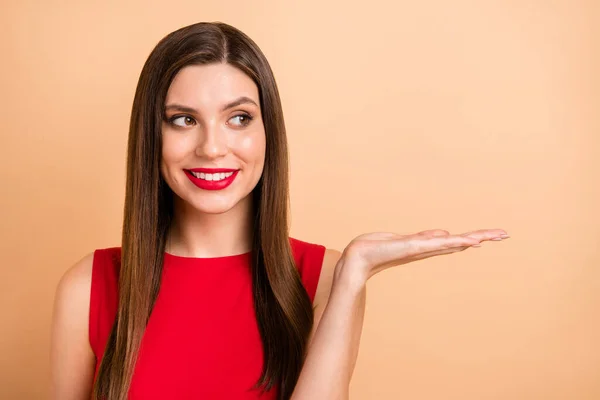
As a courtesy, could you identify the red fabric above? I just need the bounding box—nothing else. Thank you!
[89,237,326,399]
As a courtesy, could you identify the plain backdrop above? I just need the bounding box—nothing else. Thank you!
[1,0,598,399]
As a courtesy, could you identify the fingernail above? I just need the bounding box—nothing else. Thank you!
[491,238,503,241]
[500,234,510,238]
[472,244,482,247]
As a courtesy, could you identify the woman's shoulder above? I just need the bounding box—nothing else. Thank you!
[54,252,95,306]
[289,237,342,305]
[93,246,122,266]
[51,252,96,366]
[289,237,327,267]
[289,236,340,264]
[53,247,120,303]
[51,252,99,397]
[289,236,326,255]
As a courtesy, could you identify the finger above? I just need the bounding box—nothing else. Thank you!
[416,229,450,238]
[411,245,471,261]
[461,229,509,242]
[406,235,480,256]
[372,244,473,274]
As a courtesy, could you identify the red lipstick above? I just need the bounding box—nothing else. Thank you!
[185,168,239,191]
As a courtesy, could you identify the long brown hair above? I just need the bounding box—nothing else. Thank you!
[92,22,313,400]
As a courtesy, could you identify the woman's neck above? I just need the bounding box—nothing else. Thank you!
[166,195,254,258]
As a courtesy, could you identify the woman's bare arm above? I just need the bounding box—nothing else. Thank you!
[292,229,507,400]
[292,249,365,400]
[50,253,96,400]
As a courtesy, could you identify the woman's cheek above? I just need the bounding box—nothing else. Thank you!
[163,135,193,164]
[238,131,266,159]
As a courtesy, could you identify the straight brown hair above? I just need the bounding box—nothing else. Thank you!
[92,22,314,400]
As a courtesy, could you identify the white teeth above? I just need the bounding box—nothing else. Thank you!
[191,171,235,181]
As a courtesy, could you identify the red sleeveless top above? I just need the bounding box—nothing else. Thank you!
[89,237,326,399]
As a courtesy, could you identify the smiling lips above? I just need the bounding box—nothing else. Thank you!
[184,168,239,190]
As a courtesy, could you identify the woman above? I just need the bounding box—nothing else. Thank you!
[50,22,508,400]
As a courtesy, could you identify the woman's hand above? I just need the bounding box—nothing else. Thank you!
[334,228,509,290]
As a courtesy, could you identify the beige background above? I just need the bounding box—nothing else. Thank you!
[1,0,598,399]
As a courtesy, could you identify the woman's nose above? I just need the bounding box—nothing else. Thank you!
[195,123,228,159]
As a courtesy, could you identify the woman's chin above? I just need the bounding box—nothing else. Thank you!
[187,203,233,215]
[172,188,252,216]
[184,197,242,215]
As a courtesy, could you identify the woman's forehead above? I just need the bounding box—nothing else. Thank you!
[165,63,260,110]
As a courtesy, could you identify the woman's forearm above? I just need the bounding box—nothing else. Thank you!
[290,228,507,399]
[291,261,367,400]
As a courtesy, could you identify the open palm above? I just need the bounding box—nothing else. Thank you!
[340,228,509,282]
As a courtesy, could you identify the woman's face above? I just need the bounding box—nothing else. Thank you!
[161,63,266,214]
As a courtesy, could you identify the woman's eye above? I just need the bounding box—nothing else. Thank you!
[228,114,253,127]
[170,116,196,127]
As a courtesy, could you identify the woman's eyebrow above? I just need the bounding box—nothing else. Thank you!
[220,96,259,111]
[164,97,259,114]
[164,104,197,114]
